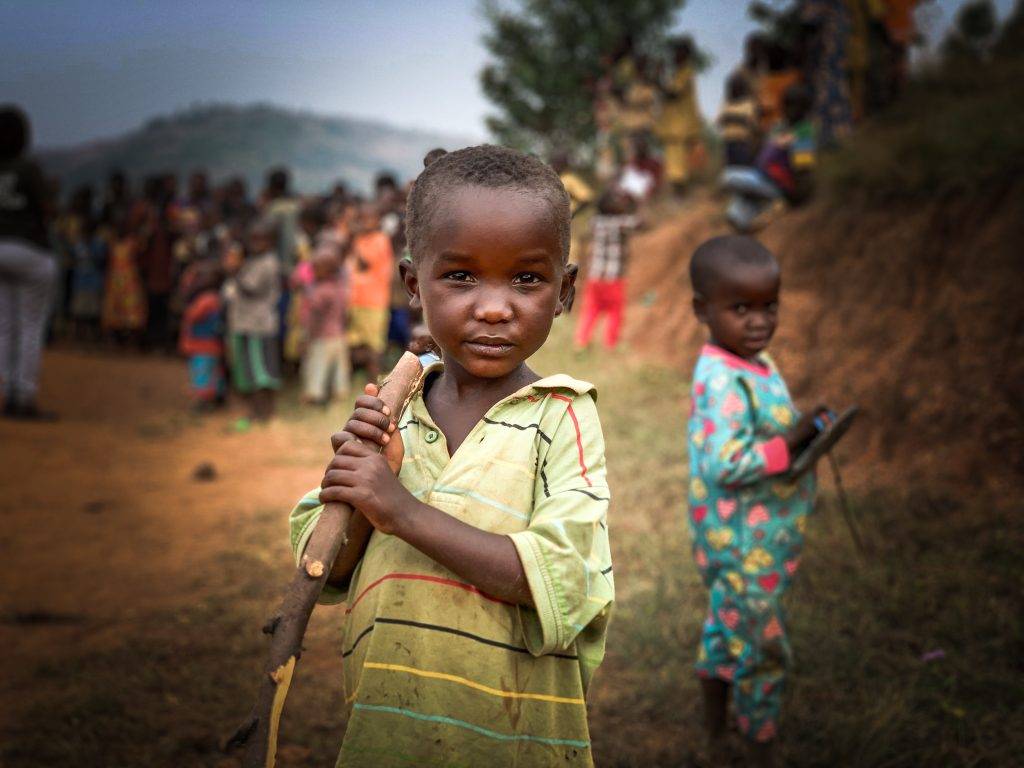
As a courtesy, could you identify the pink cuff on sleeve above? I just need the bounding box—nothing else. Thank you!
[757,436,791,475]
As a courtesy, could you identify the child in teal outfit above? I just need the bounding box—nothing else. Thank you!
[686,235,831,767]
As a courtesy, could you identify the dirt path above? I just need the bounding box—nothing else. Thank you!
[0,350,334,729]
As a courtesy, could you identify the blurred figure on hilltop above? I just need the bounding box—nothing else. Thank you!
[618,54,661,163]
[657,36,703,196]
[800,0,854,146]
[346,201,393,382]
[0,105,58,419]
[723,83,817,232]
[755,41,803,134]
[550,151,594,267]
[717,72,764,168]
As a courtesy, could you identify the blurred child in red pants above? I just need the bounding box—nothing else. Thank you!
[574,188,643,350]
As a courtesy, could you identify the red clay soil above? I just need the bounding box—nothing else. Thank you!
[622,185,1024,494]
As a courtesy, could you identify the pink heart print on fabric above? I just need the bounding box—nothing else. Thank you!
[703,417,716,436]
[715,665,735,681]
[718,607,741,630]
[784,558,800,576]
[757,573,780,592]
[763,617,783,640]
[746,504,770,526]
[716,497,737,521]
[692,505,708,523]
[721,391,746,416]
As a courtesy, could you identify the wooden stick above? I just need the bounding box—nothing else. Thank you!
[227,351,428,768]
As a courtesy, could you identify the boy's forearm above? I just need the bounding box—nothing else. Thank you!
[392,499,534,607]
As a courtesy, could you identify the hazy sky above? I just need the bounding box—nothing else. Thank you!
[0,0,1013,149]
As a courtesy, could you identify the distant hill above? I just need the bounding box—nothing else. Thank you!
[38,103,479,196]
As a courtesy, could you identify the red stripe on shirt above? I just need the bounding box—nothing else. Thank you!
[550,393,593,487]
[345,572,508,614]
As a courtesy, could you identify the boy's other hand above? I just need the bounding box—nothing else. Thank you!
[785,404,829,454]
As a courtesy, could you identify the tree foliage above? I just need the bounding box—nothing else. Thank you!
[479,0,686,154]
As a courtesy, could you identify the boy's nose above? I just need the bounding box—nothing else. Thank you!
[473,289,514,324]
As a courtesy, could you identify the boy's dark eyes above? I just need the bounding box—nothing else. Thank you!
[731,302,779,314]
[440,271,546,285]
[513,272,545,285]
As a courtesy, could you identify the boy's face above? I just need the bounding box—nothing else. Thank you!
[402,186,574,380]
[694,261,780,359]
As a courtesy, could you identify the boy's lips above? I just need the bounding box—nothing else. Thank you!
[464,337,515,357]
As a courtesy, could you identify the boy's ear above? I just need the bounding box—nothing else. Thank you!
[399,259,421,310]
[556,263,579,316]
[692,292,708,324]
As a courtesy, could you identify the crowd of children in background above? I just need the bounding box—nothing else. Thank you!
[46,165,417,423]
[26,2,922,416]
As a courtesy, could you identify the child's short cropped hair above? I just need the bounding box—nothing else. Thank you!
[404,145,571,263]
[689,234,777,296]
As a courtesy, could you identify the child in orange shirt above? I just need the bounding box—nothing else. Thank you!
[346,202,394,381]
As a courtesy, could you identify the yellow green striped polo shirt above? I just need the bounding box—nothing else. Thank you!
[289,364,613,767]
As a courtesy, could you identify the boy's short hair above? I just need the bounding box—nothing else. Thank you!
[405,144,571,263]
[690,235,778,296]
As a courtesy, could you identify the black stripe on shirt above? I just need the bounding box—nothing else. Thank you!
[569,488,610,502]
[341,622,376,658]
[367,616,579,660]
[482,417,553,444]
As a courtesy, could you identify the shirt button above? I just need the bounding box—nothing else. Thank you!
[424,429,439,444]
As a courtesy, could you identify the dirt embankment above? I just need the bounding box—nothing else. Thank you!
[622,186,1024,494]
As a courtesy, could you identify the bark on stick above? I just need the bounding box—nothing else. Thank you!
[227,351,427,768]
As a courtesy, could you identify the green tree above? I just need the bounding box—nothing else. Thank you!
[479,0,686,155]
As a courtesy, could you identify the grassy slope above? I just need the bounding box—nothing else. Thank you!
[2,324,1021,767]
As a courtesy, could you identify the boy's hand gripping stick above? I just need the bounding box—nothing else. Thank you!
[227,351,431,768]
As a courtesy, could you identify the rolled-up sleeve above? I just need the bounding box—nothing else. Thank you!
[288,488,348,605]
[508,392,613,666]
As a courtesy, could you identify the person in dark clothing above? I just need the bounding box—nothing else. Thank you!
[0,105,58,419]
